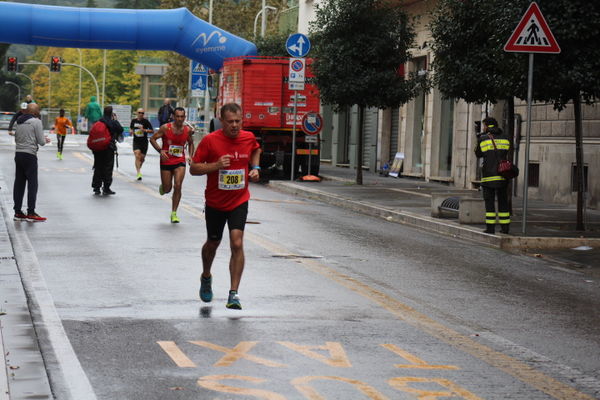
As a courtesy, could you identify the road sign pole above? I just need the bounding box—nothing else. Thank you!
[522,53,534,236]
[290,91,298,181]
[307,142,313,176]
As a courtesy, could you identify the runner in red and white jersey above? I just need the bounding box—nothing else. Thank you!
[150,107,195,223]
[190,103,261,310]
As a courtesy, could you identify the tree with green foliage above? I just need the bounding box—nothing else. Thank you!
[86,0,97,7]
[430,0,600,230]
[256,32,293,57]
[310,0,425,184]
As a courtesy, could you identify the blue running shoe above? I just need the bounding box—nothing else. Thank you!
[226,291,242,310]
[200,275,213,302]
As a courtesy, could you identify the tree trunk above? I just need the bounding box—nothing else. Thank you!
[356,105,364,185]
[574,96,585,231]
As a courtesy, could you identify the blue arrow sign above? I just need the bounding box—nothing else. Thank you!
[286,33,311,58]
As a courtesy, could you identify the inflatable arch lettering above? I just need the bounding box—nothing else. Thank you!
[0,1,257,70]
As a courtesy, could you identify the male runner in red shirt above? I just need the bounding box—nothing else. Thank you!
[150,107,194,223]
[190,103,261,310]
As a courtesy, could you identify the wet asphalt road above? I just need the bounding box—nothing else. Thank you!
[1,134,599,400]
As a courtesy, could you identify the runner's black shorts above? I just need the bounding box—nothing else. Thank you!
[132,138,148,154]
[160,162,186,171]
[205,201,248,241]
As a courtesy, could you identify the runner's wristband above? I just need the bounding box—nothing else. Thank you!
[251,165,261,170]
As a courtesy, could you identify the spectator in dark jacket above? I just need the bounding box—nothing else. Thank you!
[91,106,123,195]
[8,102,28,134]
[157,98,174,126]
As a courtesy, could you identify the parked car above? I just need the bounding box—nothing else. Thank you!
[0,111,15,130]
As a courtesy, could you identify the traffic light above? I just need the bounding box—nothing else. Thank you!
[50,56,61,72]
[7,57,17,72]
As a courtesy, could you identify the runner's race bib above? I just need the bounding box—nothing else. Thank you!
[168,145,184,156]
[218,169,245,190]
[134,124,144,137]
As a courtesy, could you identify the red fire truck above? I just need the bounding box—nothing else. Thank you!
[217,56,320,178]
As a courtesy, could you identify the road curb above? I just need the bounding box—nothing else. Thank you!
[269,181,502,248]
[269,181,600,250]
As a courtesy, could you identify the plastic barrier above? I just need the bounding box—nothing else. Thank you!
[0,2,257,70]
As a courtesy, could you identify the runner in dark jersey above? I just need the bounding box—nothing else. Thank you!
[149,107,194,223]
[129,108,153,181]
[190,103,261,310]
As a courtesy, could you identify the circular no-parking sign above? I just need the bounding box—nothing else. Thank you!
[301,112,323,135]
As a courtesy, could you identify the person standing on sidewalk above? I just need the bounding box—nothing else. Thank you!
[475,117,511,234]
[84,96,102,130]
[157,98,174,127]
[52,109,75,160]
[150,107,194,223]
[91,106,123,195]
[13,103,51,222]
[130,108,153,181]
[190,102,261,310]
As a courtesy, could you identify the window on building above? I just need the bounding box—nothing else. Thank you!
[528,163,539,187]
[571,164,588,192]
[146,75,177,110]
[438,98,454,177]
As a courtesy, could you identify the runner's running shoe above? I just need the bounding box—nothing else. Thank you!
[170,211,180,223]
[159,184,165,195]
[137,173,142,181]
[226,291,242,310]
[26,213,47,222]
[199,275,213,302]
[13,211,27,221]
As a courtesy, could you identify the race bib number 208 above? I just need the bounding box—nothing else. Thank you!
[218,169,245,190]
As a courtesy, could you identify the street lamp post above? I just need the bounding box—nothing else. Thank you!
[5,81,21,104]
[253,5,277,39]
[77,48,82,123]
[16,72,34,99]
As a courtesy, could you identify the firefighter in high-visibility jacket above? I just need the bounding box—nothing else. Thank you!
[475,117,511,234]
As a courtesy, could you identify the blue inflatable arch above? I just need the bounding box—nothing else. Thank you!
[0,1,257,70]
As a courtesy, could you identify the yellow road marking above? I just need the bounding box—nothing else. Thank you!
[197,375,286,400]
[388,377,483,400]
[291,376,389,400]
[72,151,595,400]
[190,341,286,368]
[157,341,196,368]
[278,342,352,368]
[381,344,459,370]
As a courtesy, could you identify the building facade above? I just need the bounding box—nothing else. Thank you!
[298,0,599,210]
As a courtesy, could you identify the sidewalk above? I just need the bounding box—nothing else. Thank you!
[0,182,53,400]
[269,164,600,251]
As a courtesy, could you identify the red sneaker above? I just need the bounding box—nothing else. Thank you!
[26,213,47,222]
[14,212,27,221]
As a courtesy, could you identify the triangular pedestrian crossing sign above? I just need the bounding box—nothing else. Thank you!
[504,2,560,54]
[192,63,207,73]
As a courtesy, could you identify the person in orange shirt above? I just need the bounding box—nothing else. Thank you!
[53,109,75,160]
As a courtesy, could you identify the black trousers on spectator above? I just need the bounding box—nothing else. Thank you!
[13,152,38,214]
[92,149,115,190]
